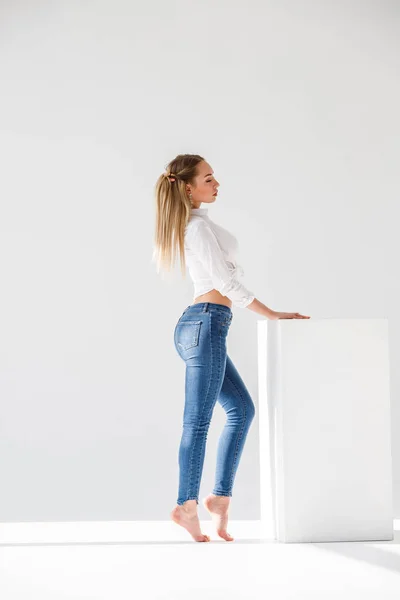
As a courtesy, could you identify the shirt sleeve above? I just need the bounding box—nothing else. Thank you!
[186,220,255,308]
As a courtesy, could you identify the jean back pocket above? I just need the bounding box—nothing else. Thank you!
[175,320,202,351]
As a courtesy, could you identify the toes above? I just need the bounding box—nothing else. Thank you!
[218,530,234,541]
[196,534,211,542]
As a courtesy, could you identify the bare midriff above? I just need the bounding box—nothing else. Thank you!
[192,289,232,309]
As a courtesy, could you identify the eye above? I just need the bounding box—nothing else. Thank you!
[206,179,212,182]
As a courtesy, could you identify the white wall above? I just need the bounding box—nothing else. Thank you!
[0,0,399,521]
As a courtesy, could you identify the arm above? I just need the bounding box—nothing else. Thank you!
[245,297,277,319]
[186,222,307,319]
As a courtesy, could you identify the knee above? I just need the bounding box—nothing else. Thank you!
[247,400,256,423]
[183,417,212,431]
[239,395,255,424]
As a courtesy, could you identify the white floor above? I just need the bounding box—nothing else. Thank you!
[1,520,400,599]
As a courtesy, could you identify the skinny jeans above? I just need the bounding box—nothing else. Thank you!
[173,302,255,506]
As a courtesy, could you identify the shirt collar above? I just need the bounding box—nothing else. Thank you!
[191,207,209,216]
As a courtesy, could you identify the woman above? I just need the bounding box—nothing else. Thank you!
[153,154,310,543]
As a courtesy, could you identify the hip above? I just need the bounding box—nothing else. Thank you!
[193,289,232,309]
[174,302,233,357]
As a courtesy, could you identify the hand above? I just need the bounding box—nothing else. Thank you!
[271,311,311,320]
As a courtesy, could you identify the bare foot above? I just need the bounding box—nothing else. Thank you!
[202,493,234,541]
[170,500,211,542]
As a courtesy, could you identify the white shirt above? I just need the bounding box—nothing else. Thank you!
[184,206,255,308]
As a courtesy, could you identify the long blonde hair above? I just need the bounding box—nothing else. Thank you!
[153,154,204,278]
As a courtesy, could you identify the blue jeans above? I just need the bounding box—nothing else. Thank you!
[173,302,255,506]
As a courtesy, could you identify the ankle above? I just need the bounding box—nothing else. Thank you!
[210,493,230,501]
[180,499,198,513]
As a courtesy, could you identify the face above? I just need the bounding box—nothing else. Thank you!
[186,161,220,208]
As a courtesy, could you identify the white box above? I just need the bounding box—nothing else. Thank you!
[257,319,393,543]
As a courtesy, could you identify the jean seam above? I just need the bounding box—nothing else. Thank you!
[225,371,248,495]
[186,312,213,502]
[210,322,228,495]
[193,323,220,501]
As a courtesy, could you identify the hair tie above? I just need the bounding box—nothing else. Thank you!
[165,172,176,182]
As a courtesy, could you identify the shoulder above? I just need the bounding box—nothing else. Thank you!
[185,217,210,240]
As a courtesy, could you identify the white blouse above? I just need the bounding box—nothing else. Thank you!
[184,206,255,308]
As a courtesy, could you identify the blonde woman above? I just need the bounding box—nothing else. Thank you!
[153,154,310,542]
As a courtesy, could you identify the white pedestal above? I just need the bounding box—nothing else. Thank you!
[257,318,393,543]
